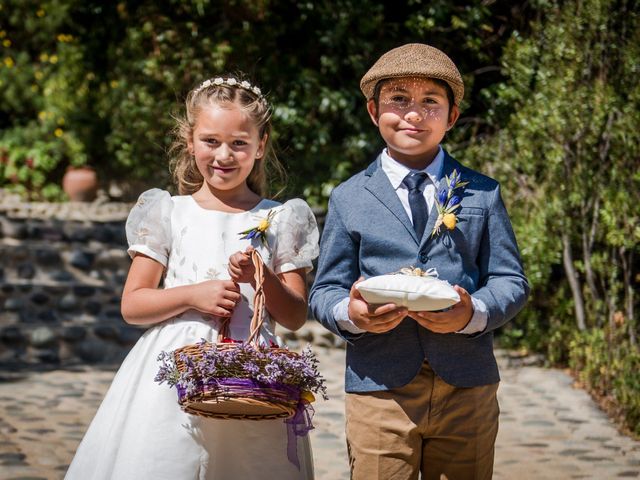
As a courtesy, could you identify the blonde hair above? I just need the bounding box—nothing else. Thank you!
[169,74,284,197]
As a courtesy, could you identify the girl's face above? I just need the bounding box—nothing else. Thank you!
[188,102,266,196]
[367,77,459,168]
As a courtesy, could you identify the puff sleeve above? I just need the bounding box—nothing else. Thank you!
[270,198,320,274]
[125,188,173,267]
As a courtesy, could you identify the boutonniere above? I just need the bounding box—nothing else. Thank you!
[431,169,469,237]
[238,209,277,247]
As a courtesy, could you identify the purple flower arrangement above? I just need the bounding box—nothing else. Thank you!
[155,340,328,405]
[156,340,328,468]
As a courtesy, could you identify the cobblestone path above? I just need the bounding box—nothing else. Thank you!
[1,347,638,479]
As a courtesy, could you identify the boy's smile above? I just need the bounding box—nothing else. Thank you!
[367,77,459,169]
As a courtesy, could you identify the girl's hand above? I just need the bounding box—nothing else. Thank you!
[189,279,241,317]
[228,246,256,285]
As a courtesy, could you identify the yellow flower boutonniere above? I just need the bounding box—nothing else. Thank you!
[431,169,469,238]
[238,209,277,248]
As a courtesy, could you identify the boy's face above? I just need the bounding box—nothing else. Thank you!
[367,77,459,168]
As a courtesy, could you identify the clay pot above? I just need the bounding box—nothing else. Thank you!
[62,166,98,202]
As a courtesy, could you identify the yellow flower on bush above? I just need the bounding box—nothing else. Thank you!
[37,9,45,17]
[54,128,63,137]
[2,39,11,47]
[3,57,14,68]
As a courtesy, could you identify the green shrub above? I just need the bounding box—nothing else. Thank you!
[569,329,640,436]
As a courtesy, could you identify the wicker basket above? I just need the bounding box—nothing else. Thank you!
[172,250,302,420]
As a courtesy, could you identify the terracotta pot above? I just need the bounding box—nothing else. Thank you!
[62,166,98,202]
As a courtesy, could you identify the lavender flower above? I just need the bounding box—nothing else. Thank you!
[156,340,328,402]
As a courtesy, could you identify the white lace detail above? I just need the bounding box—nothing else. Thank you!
[270,198,320,274]
[125,188,173,266]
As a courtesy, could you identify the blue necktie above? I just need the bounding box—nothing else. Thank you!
[402,172,429,239]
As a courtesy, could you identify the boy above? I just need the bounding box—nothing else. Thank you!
[309,43,529,480]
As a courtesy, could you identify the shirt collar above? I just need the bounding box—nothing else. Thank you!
[380,147,445,190]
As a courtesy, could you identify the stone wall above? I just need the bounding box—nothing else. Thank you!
[0,191,335,369]
[0,191,139,368]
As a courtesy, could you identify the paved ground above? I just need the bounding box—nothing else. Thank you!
[0,345,639,479]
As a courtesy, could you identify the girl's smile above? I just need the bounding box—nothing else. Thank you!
[210,163,237,174]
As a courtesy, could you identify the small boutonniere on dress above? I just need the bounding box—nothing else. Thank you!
[431,169,469,237]
[238,209,277,248]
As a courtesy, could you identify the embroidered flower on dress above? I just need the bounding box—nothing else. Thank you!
[135,227,150,238]
[238,209,277,248]
[431,169,469,237]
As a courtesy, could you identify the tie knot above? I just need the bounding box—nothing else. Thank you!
[402,172,428,192]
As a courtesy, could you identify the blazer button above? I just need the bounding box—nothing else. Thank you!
[419,253,428,263]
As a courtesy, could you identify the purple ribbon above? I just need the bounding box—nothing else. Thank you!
[284,400,315,469]
[176,378,314,469]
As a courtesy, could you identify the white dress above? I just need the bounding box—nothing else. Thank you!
[65,189,320,480]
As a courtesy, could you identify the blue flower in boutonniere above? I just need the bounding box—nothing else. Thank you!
[431,169,469,237]
[238,209,277,248]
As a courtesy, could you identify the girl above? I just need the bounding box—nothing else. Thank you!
[66,74,319,479]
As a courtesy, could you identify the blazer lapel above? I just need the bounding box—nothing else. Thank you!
[420,152,461,246]
[364,157,419,244]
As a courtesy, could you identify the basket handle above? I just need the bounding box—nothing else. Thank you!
[217,249,266,345]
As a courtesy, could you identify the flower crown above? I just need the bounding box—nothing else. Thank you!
[194,77,263,99]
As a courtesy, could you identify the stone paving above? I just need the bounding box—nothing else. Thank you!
[1,341,639,479]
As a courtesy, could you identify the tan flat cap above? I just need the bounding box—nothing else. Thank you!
[360,43,464,106]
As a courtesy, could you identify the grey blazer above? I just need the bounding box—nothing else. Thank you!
[309,152,530,392]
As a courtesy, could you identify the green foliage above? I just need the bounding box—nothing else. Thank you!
[0,0,91,199]
[1,0,524,201]
[465,0,639,432]
[569,328,640,436]
[464,0,639,326]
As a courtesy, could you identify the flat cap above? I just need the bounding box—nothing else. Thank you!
[360,43,464,106]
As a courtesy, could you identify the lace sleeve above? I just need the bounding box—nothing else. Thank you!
[125,188,173,267]
[270,198,320,274]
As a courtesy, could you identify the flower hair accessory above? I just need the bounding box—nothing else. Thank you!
[431,169,469,237]
[238,209,277,247]
[194,77,263,98]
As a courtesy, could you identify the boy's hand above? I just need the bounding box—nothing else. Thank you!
[348,278,408,333]
[407,285,473,333]
[228,246,256,285]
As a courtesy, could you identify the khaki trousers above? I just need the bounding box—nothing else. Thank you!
[345,361,499,480]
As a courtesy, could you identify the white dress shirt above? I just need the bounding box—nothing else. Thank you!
[332,147,488,335]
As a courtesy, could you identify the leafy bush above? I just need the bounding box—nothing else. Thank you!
[569,328,640,436]
[1,0,526,201]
